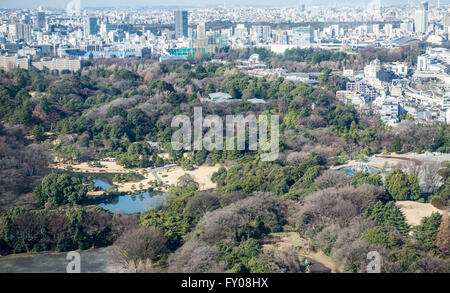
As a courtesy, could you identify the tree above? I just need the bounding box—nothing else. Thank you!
[31,125,45,142]
[391,135,402,152]
[363,201,410,235]
[113,226,168,271]
[435,214,450,256]
[385,169,420,201]
[406,174,421,201]
[412,212,442,253]
[34,173,87,206]
[421,162,443,194]
[360,226,400,249]
[168,240,226,273]
[385,169,408,200]
[185,191,221,218]
[351,173,383,187]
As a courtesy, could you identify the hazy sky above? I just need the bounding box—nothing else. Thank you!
[0,0,446,9]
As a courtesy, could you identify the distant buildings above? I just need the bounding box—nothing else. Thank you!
[83,17,99,38]
[364,59,382,79]
[36,12,46,29]
[174,10,188,39]
[443,92,450,110]
[31,58,81,72]
[417,55,428,71]
[336,91,366,108]
[414,1,428,34]
[291,26,314,47]
[0,54,30,70]
[8,23,32,42]
[197,21,206,39]
[380,100,400,124]
[346,81,378,100]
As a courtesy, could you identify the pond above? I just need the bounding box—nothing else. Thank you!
[93,178,168,214]
[339,165,380,175]
[0,248,119,273]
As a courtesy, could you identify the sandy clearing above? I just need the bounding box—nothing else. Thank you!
[153,165,220,191]
[50,160,131,173]
[396,201,449,226]
[52,159,220,193]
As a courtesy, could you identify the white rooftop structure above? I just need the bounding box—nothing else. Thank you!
[206,92,238,103]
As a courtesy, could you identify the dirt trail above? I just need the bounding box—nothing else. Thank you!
[263,232,336,273]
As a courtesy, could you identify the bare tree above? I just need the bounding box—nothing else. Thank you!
[314,170,352,189]
[112,226,167,272]
[168,240,226,273]
[421,162,443,194]
[397,161,422,179]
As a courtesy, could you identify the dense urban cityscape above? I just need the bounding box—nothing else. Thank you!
[2,1,450,125]
[0,0,449,279]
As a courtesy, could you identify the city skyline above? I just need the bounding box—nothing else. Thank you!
[1,0,448,9]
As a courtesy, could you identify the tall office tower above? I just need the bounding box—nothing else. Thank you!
[384,23,393,36]
[444,13,450,33]
[197,21,206,39]
[414,1,428,34]
[83,17,99,38]
[9,23,32,42]
[262,25,272,41]
[37,12,45,28]
[174,10,188,39]
[291,26,314,47]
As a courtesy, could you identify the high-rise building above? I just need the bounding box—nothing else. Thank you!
[417,55,428,71]
[442,92,450,110]
[37,12,46,28]
[262,26,272,41]
[83,17,99,38]
[414,1,428,34]
[197,21,206,39]
[174,10,188,39]
[291,26,314,47]
[235,24,247,38]
[364,58,381,79]
[444,13,450,33]
[384,23,393,36]
[9,23,32,42]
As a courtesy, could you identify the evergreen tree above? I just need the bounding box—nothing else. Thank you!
[406,174,421,201]
[412,212,442,253]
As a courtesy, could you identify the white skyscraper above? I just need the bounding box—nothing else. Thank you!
[197,21,206,39]
[414,1,428,34]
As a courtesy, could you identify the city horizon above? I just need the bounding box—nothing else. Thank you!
[1,0,447,10]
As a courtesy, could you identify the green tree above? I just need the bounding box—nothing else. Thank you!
[360,226,400,249]
[385,169,408,200]
[32,125,45,142]
[412,212,442,253]
[406,174,421,201]
[391,135,403,152]
[34,173,87,206]
[363,201,410,235]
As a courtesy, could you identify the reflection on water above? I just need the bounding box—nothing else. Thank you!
[93,178,168,214]
[92,178,112,190]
